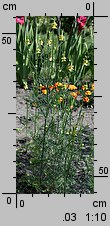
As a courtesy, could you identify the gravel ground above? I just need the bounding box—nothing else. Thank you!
[16,86,94,193]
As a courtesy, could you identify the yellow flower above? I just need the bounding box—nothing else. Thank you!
[58,97,63,103]
[51,21,57,29]
[24,82,28,90]
[32,102,37,107]
[61,54,66,62]
[82,84,88,90]
[67,64,74,72]
[83,96,89,103]
[83,59,89,66]
[40,40,43,46]
[54,82,63,87]
[25,39,31,45]
[68,84,77,90]
[39,84,45,89]
[76,90,80,95]
[91,83,94,91]
[36,48,41,54]
[40,84,47,95]
[47,39,52,46]
[70,92,77,99]
[41,89,47,95]
[85,90,92,96]
[63,84,68,89]
[58,82,63,86]
[59,35,64,41]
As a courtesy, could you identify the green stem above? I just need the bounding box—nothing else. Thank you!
[39,110,48,188]
[26,101,28,138]
[66,105,83,178]
[64,153,67,194]
[34,107,37,137]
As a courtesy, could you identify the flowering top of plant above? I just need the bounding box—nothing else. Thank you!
[82,84,88,90]
[47,39,52,46]
[54,82,63,87]
[83,96,89,103]
[67,64,74,72]
[36,48,41,54]
[59,34,64,41]
[68,84,77,90]
[58,97,63,103]
[85,90,92,96]
[83,59,89,66]
[61,54,66,62]
[91,84,94,91]
[51,21,57,29]
[42,89,47,95]
[16,16,25,25]
[77,16,87,33]
[38,81,94,107]
[39,84,47,95]
[70,92,77,99]
[25,39,31,45]
[40,40,44,46]
[23,81,28,90]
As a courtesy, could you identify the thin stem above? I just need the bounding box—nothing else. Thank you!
[64,153,67,194]
[34,107,37,137]
[39,116,47,188]
[39,89,49,189]
[25,101,28,138]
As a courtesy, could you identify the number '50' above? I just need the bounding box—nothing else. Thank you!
[2,37,11,44]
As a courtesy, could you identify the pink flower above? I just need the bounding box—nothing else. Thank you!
[16,16,25,25]
[77,16,87,33]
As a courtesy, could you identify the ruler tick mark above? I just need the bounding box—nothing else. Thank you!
[16,193,18,208]
[94,175,108,178]
[8,113,16,115]
[94,95,102,98]
[2,32,16,35]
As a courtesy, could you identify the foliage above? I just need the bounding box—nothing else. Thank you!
[16,16,94,194]
[16,16,94,87]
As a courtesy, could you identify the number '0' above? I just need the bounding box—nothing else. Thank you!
[86,3,90,10]
[7,197,11,204]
